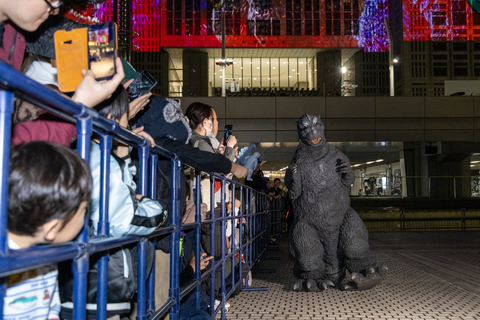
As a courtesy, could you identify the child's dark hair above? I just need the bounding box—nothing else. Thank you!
[8,141,93,236]
[185,102,213,131]
[94,85,129,121]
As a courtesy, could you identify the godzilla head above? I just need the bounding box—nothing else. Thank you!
[297,113,326,147]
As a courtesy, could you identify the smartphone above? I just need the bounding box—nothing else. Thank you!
[127,70,158,100]
[88,22,117,81]
[224,124,233,145]
[54,27,88,92]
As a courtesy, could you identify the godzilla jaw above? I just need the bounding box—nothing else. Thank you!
[311,137,321,144]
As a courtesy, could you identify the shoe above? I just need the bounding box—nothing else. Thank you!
[214,300,230,311]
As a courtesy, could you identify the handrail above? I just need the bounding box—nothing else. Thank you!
[0,62,176,162]
[0,61,272,320]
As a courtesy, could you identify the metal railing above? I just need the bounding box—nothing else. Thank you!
[354,175,480,198]
[0,61,271,320]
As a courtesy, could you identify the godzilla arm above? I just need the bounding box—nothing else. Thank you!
[285,164,302,200]
[336,154,355,186]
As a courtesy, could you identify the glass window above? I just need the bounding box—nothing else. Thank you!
[209,58,214,96]
[294,20,301,35]
[280,58,289,87]
[252,58,261,88]
[289,58,297,87]
[243,58,252,88]
[272,20,280,35]
[257,20,271,36]
[298,58,307,85]
[234,59,243,89]
[270,58,279,88]
[247,20,255,35]
[261,59,270,88]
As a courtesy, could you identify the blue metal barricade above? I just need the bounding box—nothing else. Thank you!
[0,61,271,320]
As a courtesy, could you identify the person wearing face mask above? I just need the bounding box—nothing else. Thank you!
[186,102,237,158]
[186,102,239,211]
[207,107,237,162]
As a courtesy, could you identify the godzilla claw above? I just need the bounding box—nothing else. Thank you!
[293,279,305,292]
[351,265,388,291]
[305,279,320,292]
[319,280,335,291]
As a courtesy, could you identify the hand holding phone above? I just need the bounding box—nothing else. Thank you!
[127,70,158,100]
[224,125,233,146]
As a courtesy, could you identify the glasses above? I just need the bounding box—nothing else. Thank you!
[44,0,63,11]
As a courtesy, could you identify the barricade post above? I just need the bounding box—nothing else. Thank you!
[0,61,276,320]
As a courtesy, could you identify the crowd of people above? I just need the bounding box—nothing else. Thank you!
[0,1,262,320]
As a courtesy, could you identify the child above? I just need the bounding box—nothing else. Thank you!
[4,141,92,320]
[58,85,163,319]
[89,85,163,238]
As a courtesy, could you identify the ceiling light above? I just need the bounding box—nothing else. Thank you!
[257,67,259,69]
[254,78,256,80]
[341,66,347,73]
[366,161,375,164]
[239,78,242,80]
[472,161,480,164]
[375,159,384,162]
[292,69,295,71]
[267,62,269,64]
[273,67,276,69]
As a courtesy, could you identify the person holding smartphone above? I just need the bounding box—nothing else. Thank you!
[0,0,125,111]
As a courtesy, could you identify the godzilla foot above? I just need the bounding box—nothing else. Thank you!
[293,279,334,292]
[341,265,388,291]
[318,280,335,291]
[293,279,304,292]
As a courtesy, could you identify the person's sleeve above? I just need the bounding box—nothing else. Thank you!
[127,197,166,235]
[47,279,61,320]
[179,265,195,288]
[179,230,195,274]
[11,120,76,147]
[196,139,214,153]
[91,155,164,237]
[157,137,232,174]
[223,146,236,161]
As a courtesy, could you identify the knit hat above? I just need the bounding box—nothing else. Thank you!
[25,16,89,59]
[133,96,192,144]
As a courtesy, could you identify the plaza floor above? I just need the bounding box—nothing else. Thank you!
[223,232,480,320]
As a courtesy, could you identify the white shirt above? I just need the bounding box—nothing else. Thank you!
[3,238,61,320]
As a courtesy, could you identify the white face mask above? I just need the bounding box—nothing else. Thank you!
[203,119,213,136]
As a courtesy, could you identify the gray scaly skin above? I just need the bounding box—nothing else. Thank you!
[285,113,387,292]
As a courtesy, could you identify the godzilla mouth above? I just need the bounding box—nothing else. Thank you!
[311,138,321,144]
[65,7,100,24]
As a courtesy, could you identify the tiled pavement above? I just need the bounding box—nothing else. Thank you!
[223,232,480,319]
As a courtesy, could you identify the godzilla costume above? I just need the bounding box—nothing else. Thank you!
[285,114,387,292]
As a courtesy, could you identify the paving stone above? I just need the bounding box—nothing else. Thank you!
[220,232,480,320]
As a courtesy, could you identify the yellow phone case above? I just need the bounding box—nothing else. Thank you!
[54,28,88,93]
